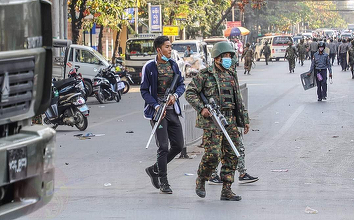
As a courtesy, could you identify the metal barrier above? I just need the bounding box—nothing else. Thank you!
[182,83,248,148]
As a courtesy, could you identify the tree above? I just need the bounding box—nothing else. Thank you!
[68,0,88,44]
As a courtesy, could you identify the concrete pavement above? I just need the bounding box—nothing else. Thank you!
[20,59,354,220]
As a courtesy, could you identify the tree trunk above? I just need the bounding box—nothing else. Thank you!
[69,0,87,44]
[111,26,121,64]
[98,26,104,54]
[212,0,239,36]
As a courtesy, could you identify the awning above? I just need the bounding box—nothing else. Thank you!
[224,27,250,37]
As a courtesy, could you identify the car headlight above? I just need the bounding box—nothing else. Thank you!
[126,67,136,72]
[43,136,55,172]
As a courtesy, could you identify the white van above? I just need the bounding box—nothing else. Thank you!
[254,35,293,61]
[53,39,111,96]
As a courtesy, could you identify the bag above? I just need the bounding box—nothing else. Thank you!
[317,73,323,81]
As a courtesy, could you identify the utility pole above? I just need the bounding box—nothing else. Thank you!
[52,0,60,39]
[63,0,68,39]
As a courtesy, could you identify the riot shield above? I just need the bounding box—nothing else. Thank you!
[300,71,315,90]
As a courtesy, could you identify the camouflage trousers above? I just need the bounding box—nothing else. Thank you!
[287,57,296,71]
[244,57,252,71]
[198,124,245,183]
[32,115,43,125]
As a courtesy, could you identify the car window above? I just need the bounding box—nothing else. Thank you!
[126,39,155,55]
[68,48,73,62]
[172,44,197,53]
[76,49,100,65]
[273,36,292,46]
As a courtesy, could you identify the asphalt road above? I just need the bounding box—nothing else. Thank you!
[21,58,354,220]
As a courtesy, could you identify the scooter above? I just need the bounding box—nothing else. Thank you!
[92,65,122,104]
[43,79,89,131]
[115,60,133,94]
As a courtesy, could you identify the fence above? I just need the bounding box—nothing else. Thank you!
[181,83,248,148]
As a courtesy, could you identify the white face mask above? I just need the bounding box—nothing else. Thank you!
[319,47,324,52]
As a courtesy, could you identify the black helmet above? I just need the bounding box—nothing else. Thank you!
[318,41,325,49]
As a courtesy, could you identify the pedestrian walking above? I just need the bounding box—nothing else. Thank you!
[185,42,257,201]
[296,39,306,66]
[141,36,185,194]
[328,39,337,66]
[338,39,349,71]
[285,41,297,73]
[261,41,271,65]
[309,41,332,101]
[310,38,318,60]
[336,38,342,66]
[241,43,253,75]
[348,40,354,79]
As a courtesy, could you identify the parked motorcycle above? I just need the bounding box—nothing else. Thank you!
[43,78,89,131]
[115,60,133,94]
[92,65,123,104]
[68,66,89,100]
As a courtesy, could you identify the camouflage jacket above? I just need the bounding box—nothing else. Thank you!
[185,64,250,130]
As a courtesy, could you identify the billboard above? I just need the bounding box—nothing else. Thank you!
[150,5,162,32]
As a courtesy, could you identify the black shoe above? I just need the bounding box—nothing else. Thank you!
[145,165,159,189]
[159,177,172,194]
[238,173,259,184]
[323,97,327,100]
[220,183,242,201]
[318,98,322,102]
[196,177,206,198]
[178,154,190,159]
[208,174,223,185]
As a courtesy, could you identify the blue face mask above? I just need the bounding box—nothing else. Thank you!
[161,55,170,62]
[159,49,170,62]
[221,57,232,69]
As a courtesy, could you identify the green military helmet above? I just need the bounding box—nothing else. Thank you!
[211,41,235,58]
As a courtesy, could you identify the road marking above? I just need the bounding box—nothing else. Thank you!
[252,84,299,116]
[272,105,305,141]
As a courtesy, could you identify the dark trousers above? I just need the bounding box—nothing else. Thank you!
[329,53,336,65]
[264,54,270,65]
[315,69,327,99]
[337,52,340,65]
[311,51,316,60]
[340,53,347,70]
[151,109,183,178]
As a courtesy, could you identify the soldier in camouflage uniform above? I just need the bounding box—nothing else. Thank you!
[241,43,253,75]
[185,42,258,201]
[285,41,298,73]
[296,39,307,66]
[32,115,43,124]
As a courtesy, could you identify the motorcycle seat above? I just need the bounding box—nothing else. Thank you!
[53,78,76,90]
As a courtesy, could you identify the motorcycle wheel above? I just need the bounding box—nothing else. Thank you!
[74,109,88,131]
[122,81,130,94]
[114,90,121,102]
[84,81,93,97]
[96,89,106,104]
[42,114,58,130]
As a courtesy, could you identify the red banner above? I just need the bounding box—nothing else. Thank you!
[227,21,241,28]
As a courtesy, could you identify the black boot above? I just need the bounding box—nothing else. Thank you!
[159,177,172,194]
[196,177,206,198]
[244,70,247,75]
[145,164,159,189]
[220,183,242,201]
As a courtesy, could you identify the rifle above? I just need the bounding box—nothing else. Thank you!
[145,74,180,149]
[200,93,241,158]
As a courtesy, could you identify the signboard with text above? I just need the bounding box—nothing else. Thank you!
[227,21,242,28]
[150,5,162,32]
[163,26,179,36]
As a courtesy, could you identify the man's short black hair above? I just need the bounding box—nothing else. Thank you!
[154,36,170,50]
